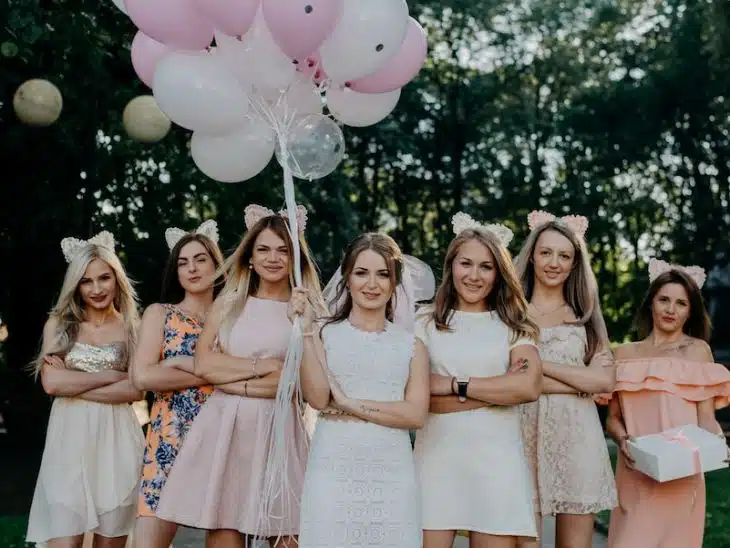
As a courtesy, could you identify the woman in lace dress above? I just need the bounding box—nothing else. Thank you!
[417,212,542,548]
[606,261,730,547]
[155,205,323,547]
[130,223,224,548]
[27,232,145,548]
[513,211,616,548]
[296,233,430,548]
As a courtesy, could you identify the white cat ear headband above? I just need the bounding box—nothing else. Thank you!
[60,231,115,264]
[527,210,589,239]
[244,204,308,232]
[648,258,706,289]
[165,219,220,251]
[451,211,514,247]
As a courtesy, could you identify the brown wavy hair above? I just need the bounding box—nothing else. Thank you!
[323,233,404,328]
[634,269,711,341]
[430,229,538,343]
[161,233,225,304]
[514,220,609,363]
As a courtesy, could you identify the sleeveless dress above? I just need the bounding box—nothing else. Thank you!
[155,297,307,536]
[413,310,537,537]
[520,325,617,516]
[298,320,420,548]
[137,305,213,516]
[27,342,145,544]
[607,357,730,547]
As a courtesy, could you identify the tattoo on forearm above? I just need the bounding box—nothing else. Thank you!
[512,358,530,373]
[359,404,380,415]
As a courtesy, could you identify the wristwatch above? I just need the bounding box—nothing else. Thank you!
[456,376,470,402]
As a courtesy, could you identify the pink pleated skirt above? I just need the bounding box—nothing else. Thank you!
[155,391,307,536]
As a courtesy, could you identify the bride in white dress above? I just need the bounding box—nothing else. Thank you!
[294,233,431,548]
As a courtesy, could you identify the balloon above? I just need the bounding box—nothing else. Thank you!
[191,117,275,182]
[347,17,426,94]
[275,113,344,179]
[194,0,259,37]
[326,87,400,127]
[153,51,249,134]
[274,77,322,118]
[131,32,169,88]
[262,0,343,59]
[111,0,127,14]
[294,51,327,84]
[126,0,214,50]
[123,95,171,143]
[320,0,408,83]
[214,12,297,96]
[13,79,63,126]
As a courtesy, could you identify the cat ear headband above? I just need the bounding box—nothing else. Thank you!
[165,219,219,251]
[60,231,115,264]
[648,258,706,289]
[527,210,588,239]
[451,211,514,247]
[244,204,308,233]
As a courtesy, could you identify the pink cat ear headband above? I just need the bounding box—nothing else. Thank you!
[648,258,706,289]
[244,204,308,233]
[527,210,589,239]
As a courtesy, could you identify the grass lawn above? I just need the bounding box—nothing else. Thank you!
[598,441,730,548]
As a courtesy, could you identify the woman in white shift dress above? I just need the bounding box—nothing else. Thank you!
[295,233,431,548]
[415,212,542,548]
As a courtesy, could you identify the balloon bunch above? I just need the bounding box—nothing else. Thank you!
[119,0,427,184]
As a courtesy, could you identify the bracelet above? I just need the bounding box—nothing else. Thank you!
[450,376,457,395]
[243,381,248,397]
[251,356,259,378]
[302,331,316,338]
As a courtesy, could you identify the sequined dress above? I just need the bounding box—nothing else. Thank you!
[27,342,145,544]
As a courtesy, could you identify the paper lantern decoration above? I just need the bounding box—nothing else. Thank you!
[13,79,63,127]
[122,95,171,143]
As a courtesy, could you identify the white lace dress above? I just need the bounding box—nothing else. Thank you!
[413,310,537,537]
[520,325,616,516]
[298,320,420,548]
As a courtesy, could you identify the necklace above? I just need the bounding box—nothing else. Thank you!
[88,309,114,328]
[530,301,567,317]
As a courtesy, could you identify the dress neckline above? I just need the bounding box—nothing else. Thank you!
[73,341,124,349]
[346,318,391,336]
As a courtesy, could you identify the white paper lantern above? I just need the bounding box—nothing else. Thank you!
[123,95,171,143]
[13,79,63,127]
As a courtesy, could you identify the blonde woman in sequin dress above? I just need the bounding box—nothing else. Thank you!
[513,212,616,548]
[27,232,145,548]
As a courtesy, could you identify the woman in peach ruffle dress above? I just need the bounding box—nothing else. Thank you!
[605,259,730,548]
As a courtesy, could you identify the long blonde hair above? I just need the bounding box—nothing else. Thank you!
[216,215,325,348]
[514,220,609,363]
[430,229,539,343]
[33,244,140,375]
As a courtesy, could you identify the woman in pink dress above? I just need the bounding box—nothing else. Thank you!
[606,259,730,548]
[514,211,616,548]
[154,204,324,548]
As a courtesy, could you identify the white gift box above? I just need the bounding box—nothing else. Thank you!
[627,424,728,483]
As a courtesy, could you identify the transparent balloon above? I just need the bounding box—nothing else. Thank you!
[275,114,345,180]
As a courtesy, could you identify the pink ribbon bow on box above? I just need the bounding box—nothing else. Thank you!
[662,429,701,475]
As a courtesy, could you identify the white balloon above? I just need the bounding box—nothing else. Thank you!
[191,117,276,182]
[153,51,249,134]
[326,87,400,127]
[273,77,322,119]
[215,11,297,97]
[111,0,127,14]
[320,0,408,83]
[275,114,345,180]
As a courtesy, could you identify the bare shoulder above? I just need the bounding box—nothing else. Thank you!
[682,337,714,363]
[43,315,60,337]
[142,303,166,321]
[614,341,642,360]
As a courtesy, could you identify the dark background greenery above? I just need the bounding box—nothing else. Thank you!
[1,0,729,531]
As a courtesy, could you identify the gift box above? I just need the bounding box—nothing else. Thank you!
[628,424,728,482]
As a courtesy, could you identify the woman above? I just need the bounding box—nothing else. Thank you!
[606,259,730,548]
[130,221,224,548]
[296,233,430,548]
[513,210,616,548]
[414,212,542,548]
[155,204,323,548]
[27,231,145,548]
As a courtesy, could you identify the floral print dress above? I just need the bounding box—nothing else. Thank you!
[137,305,213,516]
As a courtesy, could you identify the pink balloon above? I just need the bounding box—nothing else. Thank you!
[262,0,344,59]
[347,17,427,94]
[131,32,169,88]
[126,0,214,50]
[194,0,259,37]
[294,51,328,84]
